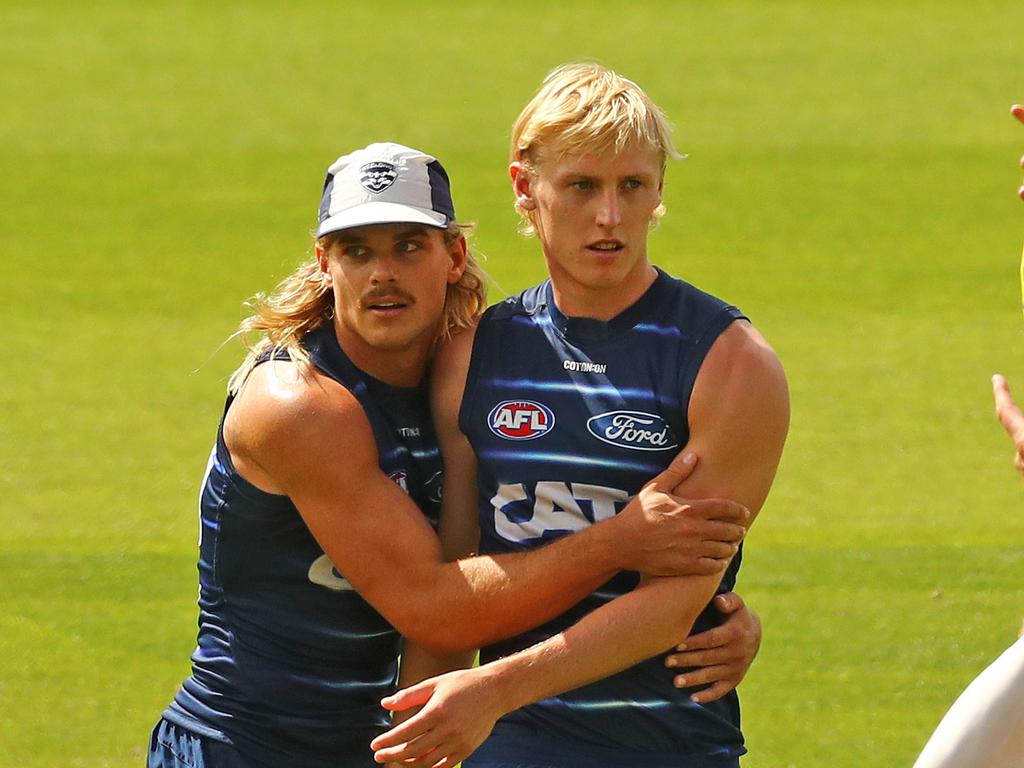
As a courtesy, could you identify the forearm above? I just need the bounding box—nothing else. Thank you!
[474,572,721,717]
[410,521,623,652]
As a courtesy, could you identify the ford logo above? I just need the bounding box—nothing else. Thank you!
[586,411,677,451]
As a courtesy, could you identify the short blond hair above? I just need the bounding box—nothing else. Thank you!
[226,224,486,393]
[510,62,681,233]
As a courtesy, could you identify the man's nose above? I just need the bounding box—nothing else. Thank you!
[595,189,621,228]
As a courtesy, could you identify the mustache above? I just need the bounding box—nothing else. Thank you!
[361,287,415,306]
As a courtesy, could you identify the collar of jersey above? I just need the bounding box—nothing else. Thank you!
[541,266,672,343]
[304,323,426,401]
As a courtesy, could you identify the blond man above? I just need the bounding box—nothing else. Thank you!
[147,142,755,768]
[375,66,789,768]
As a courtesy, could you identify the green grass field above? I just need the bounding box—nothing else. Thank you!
[3,1,1024,766]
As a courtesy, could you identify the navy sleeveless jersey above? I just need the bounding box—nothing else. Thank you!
[162,323,443,768]
[460,268,747,765]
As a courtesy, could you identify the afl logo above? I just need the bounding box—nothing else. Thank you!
[359,161,398,193]
[586,411,677,451]
[488,400,554,441]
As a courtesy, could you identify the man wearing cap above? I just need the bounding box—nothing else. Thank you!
[147,142,756,768]
[373,64,789,768]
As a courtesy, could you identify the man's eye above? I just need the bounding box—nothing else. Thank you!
[571,180,593,191]
[623,179,642,190]
[396,240,420,253]
[344,246,369,259]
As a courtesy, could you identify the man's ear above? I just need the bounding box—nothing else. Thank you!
[510,162,536,210]
[315,241,332,286]
[446,233,468,285]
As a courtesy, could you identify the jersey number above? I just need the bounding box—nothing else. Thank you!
[491,481,631,544]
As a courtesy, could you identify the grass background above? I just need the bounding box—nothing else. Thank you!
[3,1,1024,766]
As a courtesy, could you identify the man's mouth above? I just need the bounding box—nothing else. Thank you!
[588,240,624,253]
[363,291,414,313]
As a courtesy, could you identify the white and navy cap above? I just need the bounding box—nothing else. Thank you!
[317,142,456,237]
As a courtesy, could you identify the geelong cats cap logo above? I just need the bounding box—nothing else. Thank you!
[359,161,398,193]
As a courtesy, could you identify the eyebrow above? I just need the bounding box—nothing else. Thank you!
[334,225,431,245]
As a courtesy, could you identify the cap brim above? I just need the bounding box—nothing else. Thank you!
[317,201,448,237]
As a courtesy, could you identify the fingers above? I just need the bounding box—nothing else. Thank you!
[992,375,1024,446]
[371,707,433,750]
[672,624,730,654]
[374,730,464,768]
[686,497,750,525]
[670,663,737,693]
[667,646,735,668]
[689,679,739,704]
[993,373,1011,405]
[380,682,434,714]
[692,520,746,547]
[648,451,697,493]
[373,730,441,765]
[713,591,745,615]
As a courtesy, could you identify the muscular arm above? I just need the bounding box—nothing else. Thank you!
[226,350,727,656]
[372,321,789,766]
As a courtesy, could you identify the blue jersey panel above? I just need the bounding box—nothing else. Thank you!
[163,324,442,768]
[461,269,747,762]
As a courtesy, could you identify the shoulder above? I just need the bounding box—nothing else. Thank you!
[685,321,789,513]
[483,281,549,322]
[226,359,377,493]
[236,359,363,432]
[691,321,789,444]
[705,321,784,382]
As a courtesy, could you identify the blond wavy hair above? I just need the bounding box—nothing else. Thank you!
[510,62,682,235]
[226,224,486,393]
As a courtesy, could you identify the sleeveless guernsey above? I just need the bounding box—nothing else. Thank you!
[162,323,442,768]
[460,268,747,766]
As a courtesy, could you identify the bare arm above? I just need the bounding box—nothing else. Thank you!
[372,321,789,767]
[226,352,735,656]
[993,374,1024,477]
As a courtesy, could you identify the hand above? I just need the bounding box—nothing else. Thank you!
[615,451,750,577]
[664,591,762,704]
[993,374,1024,477]
[372,667,503,768]
[1013,104,1024,200]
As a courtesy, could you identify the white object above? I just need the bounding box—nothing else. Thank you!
[914,634,1024,767]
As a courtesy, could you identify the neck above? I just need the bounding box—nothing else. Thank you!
[332,320,431,388]
[547,262,658,321]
